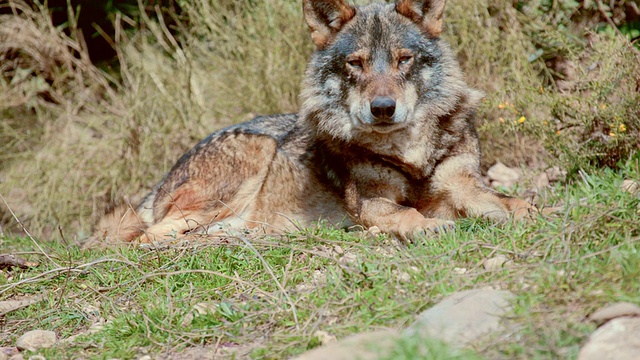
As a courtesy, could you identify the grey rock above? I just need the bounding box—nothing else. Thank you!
[291,330,399,360]
[404,288,515,347]
[578,317,640,360]
[621,180,640,195]
[588,302,640,325]
[483,255,509,271]
[15,330,56,352]
[488,162,521,188]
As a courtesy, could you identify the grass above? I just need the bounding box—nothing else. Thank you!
[2,159,639,358]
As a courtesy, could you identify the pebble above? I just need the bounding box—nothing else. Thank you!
[588,302,640,325]
[621,180,639,195]
[314,330,337,345]
[452,267,467,275]
[404,289,515,347]
[15,330,56,352]
[483,255,509,271]
[291,330,399,360]
[578,317,640,360]
[487,162,521,188]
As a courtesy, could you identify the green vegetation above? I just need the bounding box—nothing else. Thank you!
[1,0,639,358]
[2,161,639,358]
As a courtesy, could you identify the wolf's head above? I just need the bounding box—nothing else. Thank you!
[300,0,478,143]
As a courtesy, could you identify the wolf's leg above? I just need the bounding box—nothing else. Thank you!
[423,154,536,220]
[357,197,455,242]
[140,133,279,243]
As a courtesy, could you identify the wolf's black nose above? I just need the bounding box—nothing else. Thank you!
[370,96,396,123]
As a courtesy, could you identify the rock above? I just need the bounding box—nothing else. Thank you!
[588,302,640,325]
[578,317,640,360]
[533,172,550,191]
[0,297,41,315]
[452,267,467,275]
[15,330,56,352]
[487,162,521,188]
[0,348,19,360]
[60,319,109,344]
[314,330,337,345]
[367,226,381,237]
[483,255,509,271]
[292,330,399,360]
[404,289,515,347]
[545,166,567,182]
[621,180,639,195]
[338,253,357,266]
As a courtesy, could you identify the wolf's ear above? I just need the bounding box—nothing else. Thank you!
[303,0,356,49]
[395,0,446,37]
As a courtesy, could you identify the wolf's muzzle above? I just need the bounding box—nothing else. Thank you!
[370,96,396,124]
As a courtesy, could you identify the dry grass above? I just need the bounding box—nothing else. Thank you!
[0,0,638,241]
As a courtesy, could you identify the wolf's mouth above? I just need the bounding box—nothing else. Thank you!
[370,122,406,134]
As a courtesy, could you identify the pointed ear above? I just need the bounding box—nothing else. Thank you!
[395,0,446,37]
[303,0,356,49]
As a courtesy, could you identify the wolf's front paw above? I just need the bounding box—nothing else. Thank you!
[408,219,456,237]
[420,218,455,234]
[394,211,455,241]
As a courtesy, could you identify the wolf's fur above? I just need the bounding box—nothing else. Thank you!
[90,0,536,246]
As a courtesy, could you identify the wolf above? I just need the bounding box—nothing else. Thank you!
[91,0,536,246]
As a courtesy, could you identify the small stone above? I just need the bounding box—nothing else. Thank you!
[533,172,550,191]
[0,348,18,358]
[483,255,509,271]
[138,356,152,360]
[396,271,411,282]
[28,356,46,360]
[0,297,41,314]
[578,317,640,360]
[15,330,56,351]
[452,267,467,275]
[367,226,381,237]
[545,166,567,182]
[487,162,521,188]
[621,180,639,195]
[292,330,399,360]
[333,246,344,255]
[314,330,337,345]
[405,289,515,347]
[338,253,357,266]
[588,302,640,325]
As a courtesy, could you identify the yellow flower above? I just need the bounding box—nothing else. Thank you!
[518,116,526,124]
[609,132,616,137]
[543,121,549,125]
[498,104,505,109]
[600,104,607,110]
[499,117,505,123]
[619,124,627,132]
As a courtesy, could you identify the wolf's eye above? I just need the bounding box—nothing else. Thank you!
[398,55,413,66]
[347,59,363,69]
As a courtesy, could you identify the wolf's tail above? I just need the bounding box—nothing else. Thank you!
[81,202,147,248]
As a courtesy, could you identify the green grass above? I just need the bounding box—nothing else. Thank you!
[2,159,639,359]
